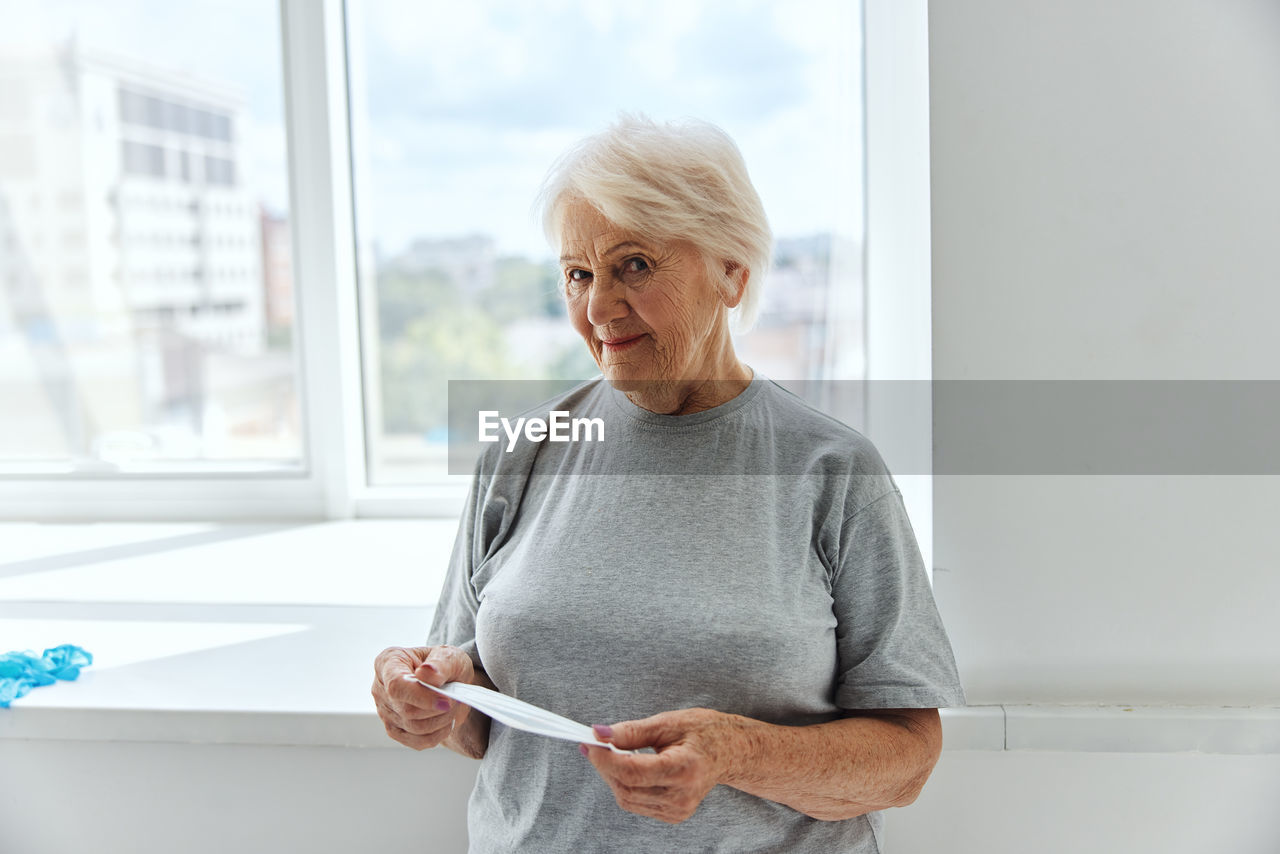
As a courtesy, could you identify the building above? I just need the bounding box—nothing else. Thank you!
[259,206,293,334]
[0,38,269,460]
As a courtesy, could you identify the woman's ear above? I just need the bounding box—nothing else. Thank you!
[722,261,749,309]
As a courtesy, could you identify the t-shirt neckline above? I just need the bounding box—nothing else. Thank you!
[605,368,767,428]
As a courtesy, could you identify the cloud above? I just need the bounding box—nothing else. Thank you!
[346,0,864,256]
[355,0,814,131]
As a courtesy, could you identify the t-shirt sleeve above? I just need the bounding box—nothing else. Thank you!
[832,489,966,709]
[425,467,487,670]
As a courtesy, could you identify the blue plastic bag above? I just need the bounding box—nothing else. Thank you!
[0,645,93,708]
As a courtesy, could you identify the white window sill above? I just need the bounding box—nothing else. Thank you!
[0,520,454,749]
[2,521,1276,754]
[937,704,1280,754]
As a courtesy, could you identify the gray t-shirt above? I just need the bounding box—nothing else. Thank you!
[428,374,965,853]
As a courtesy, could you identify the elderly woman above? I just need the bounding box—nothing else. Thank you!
[372,116,964,852]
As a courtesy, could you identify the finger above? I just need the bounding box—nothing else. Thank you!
[593,715,680,751]
[419,690,476,735]
[385,675,446,711]
[375,697,445,735]
[377,684,458,723]
[374,646,423,685]
[373,697,406,729]
[418,712,457,739]
[611,791,667,822]
[615,784,674,804]
[617,786,705,825]
[386,683,457,717]
[415,646,473,687]
[383,717,447,751]
[593,773,664,818]
[400,697,456,722]
[396,707,456,740]
[607,784,697,825]
[583,744,673,788]
[581,749,697,824]
[386,703,454,735]
[397,678,476,725]
[375,650,436,707]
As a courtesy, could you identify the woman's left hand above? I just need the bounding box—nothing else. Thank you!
[581,707,745,824]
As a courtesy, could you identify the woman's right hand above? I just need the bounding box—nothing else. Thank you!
[372,645,475,751]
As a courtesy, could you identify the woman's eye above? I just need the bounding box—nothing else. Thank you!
[622,257,649,275]
[567,268,592,284]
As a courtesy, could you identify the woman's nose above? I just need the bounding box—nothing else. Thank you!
[585,275,629,327]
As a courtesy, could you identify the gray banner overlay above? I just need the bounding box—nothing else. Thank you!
[448,380,1280,475]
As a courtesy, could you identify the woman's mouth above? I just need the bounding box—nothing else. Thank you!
[600,334,646,353]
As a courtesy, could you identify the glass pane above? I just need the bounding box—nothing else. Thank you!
[0,1,300,473]
[348,0,864,485]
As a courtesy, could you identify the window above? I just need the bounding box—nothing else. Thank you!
[345,0,867,485]
[204,155,237,186]
[120,140,158,178]
[0,1,298,476]
[0,0,929,523]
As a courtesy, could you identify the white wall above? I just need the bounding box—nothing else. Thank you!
[0,739,475,854]
[886,750,1280,852]
[927,0,1280,705]
[900,1,1280,851]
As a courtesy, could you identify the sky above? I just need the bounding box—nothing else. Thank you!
[3,0,864,261]
[351,0,865,258]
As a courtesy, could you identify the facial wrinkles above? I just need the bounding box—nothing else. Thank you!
[560,202,742,413]
[627,257,700,379]
[651,275,703,378]
[568,233,650,359]
[642,273,714,373]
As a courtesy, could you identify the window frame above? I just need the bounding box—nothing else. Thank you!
[861,0,934,568]
[0,0,931,535]
[0,0,367,522]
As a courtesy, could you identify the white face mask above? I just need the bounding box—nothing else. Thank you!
[413,676,645,754]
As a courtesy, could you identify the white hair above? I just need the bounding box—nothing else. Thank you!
[535,114,772,331]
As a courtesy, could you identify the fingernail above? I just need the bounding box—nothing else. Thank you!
[420,662,439,674]
[592,724,613,738]
[436,699,450,711]
[579,744,589,756]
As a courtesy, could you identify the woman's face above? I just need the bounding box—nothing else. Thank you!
[558,200,743,411]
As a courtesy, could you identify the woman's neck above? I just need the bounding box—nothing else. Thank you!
[623,360,754,416]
